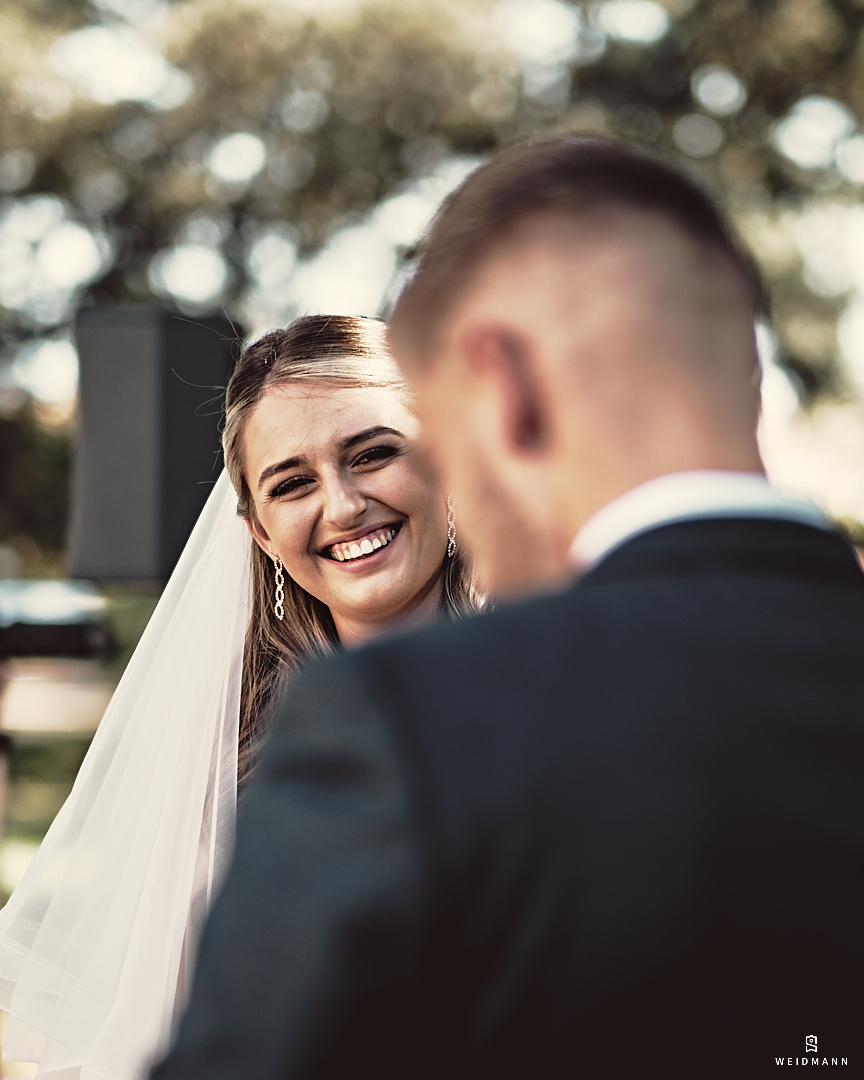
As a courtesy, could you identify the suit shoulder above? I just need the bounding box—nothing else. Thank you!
[367,587,581,661]
[338,587,597,716]
[279,588,584,722]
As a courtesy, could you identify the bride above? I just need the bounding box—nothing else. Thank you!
[0,315,481,1080]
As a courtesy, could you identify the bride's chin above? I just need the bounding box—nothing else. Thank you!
[336,577,416,611]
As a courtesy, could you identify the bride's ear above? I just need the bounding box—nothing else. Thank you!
[244,516,276,561]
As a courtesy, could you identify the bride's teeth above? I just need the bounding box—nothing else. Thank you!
[329,525,400,561]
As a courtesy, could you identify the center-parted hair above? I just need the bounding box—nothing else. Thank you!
[389,136,763,359]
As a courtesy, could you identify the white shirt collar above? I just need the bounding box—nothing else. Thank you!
[570,471,830,572]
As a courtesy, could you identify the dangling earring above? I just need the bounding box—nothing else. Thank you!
[446,495,456,558]
[273,556,285,621]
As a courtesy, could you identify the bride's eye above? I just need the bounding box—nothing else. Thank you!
[352,444,400,469]
[269,475,314,499]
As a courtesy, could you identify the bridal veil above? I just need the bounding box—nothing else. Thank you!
[0,470,251,1079]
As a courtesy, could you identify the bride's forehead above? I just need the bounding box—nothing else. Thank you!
[247,383,415,449]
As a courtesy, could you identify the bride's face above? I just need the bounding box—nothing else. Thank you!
[243,381,448,645]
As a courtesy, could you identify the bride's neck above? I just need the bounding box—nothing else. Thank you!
[332,570,445,650]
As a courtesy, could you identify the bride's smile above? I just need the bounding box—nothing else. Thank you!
[243,381,448,645]
[321,521,402,563]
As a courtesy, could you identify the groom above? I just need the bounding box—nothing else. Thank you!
[153,139,864,1077]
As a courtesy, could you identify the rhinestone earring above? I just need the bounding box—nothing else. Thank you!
[446,495,456,558]
[273,556,285,621]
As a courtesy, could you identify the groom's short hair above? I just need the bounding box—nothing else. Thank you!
[389,136,763,361]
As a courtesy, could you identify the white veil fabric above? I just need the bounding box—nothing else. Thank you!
[0,470,252,1080]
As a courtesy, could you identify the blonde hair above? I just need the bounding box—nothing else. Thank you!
[223,315,482,783]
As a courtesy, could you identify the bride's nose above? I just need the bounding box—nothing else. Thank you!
[320,470,367,527]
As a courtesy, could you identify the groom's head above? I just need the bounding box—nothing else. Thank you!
[389,137,765,595]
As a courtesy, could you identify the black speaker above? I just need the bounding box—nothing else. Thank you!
[68,307,239,582]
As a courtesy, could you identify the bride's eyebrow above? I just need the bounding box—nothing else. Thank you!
[258,453,306,489]
[338,425,406,452]
[257,426,406,489]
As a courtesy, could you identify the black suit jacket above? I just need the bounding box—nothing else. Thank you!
[153,519,864,1079]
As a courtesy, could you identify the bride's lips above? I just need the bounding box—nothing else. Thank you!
[318,522,403,569]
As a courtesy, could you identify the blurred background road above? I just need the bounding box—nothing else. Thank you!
[1,0,864,1070]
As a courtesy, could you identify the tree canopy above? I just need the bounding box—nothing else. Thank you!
[2,0,864,558]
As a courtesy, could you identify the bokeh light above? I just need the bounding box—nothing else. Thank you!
[837,302,864,397]
[287,225,396,317]
[494,0,581,66]
[772,96,856,171]
[148,244,229,307]
[598,0,669,45]
[835,136,864,184]
[757,322,799,426]
[673,114,724,158]
[281,90,330,133]
[12,339,79,405]
[49,26,192,109]
[247,228,299,289]
[0,151,36,195]
[206,133,268,186]
[691,66,747,117]
[0,197,111,325]
[36,223,105,290]
[241,153,481,335]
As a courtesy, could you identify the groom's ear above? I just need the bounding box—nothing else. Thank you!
[463,325,550,455]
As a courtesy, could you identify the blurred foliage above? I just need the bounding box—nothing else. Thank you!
[7,737,91,796]
[0,405,71,561]
[2,0,864,559]
[835,515,864,549]
[0,735,92,904]
[5,736,92,834]
[0,2,861,352]
[100,585,162,675]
